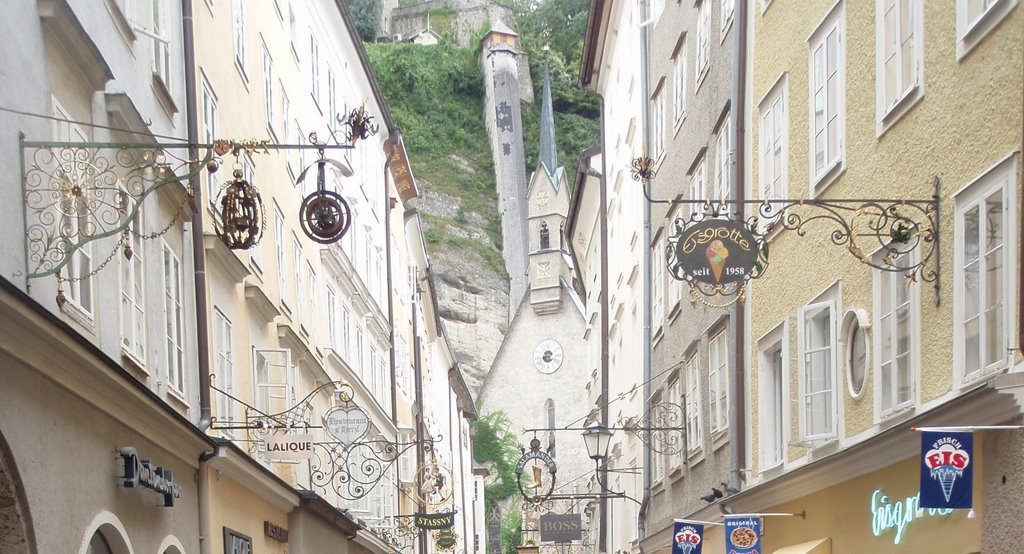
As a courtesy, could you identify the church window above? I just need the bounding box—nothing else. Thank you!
[540,222,550,250]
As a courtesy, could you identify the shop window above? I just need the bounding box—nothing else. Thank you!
[224,528,252,554]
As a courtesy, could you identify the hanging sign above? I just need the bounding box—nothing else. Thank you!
[539,513,582,542]
[435,528,459,551]
[263,433,315,461]
[415,511,457,530]
[672,521,704,554]
[673,220,758,286]
[723,517,760,554]
[384,138,420,202]
[323,405,370,446]
[264,521,289,543]
[119,447,183,508]
[919,431,973,509]
[871,488,953,545]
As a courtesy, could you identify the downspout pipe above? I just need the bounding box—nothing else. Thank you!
[598,93,610,554]
[727,0,749,493]
[412,290,427,554]
[384,135,398,425]
[637,0,653,537]
[181,0,212,435]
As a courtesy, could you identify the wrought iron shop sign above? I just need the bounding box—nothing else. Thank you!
[539,513,583,542]
[516,438,557,503]
[262,433,314,461]
[415,511,456,530]
[119,447,182,507]
[673,220,758,285]
[434,528,458,551]
[322,405,370,446]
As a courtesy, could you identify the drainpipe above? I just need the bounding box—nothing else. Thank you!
[1019,54,1024,356]
[198,447,219,554]
[181,0,212,434]
[412,290,427,554]
[598,92,610,554]
[384,136,398,425]
[637,0,653,539]
[727,0,748,493]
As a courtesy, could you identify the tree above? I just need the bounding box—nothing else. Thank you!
[347,0,380,42]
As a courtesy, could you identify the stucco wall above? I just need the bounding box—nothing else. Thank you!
[748,0,1022,472]
[207,471,291,554]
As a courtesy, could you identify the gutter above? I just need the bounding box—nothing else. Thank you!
[181,0,212,435]
[637,0,653,537]
[727,0,749,494]
[384,133,399,425]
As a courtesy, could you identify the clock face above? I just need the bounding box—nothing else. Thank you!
[533,340,563,374]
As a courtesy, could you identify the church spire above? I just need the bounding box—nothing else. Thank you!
[538,52,559,181]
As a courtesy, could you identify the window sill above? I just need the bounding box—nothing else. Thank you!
[60,301,95,330]
[957,0,1019,61]
[673,113,686,137]
[650,480,666,495]
[652,326,664,348]
[667,300,682,324]
[694,66,710,94]
[809,160,845,199]
[105,0,137,46]
[235,61,250,89]
[668,465,684,483]
[719,17,734,44]
[152,74,178,117]
[958,365,1008,391]
[167,386,191,412]
[759,459,784,478]
[687,448,705,468]
[121,347,149,376]
[876,85,924,138]
[711,429,729,451]
[877,405,917,430]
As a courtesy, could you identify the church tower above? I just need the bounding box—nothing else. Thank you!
[527,57,571,314]
[481,22,530,323]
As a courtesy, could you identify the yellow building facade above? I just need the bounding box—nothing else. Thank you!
[742,1,1023,552]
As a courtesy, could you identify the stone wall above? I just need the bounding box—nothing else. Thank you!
[390,0,514,46]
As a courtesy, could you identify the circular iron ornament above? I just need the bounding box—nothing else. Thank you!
[412,461,456,507]
[516,438,557,504]
[672,219,759,286]
[300,189,351,244]
[214,169,266,250]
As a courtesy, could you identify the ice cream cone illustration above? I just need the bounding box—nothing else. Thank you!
[706,240,730,282]
[679,542,694,554]
[933,467,959,503]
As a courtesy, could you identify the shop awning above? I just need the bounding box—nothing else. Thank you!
[772,538,831,554]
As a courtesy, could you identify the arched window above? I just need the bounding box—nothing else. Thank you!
[559,221,565,249]
[544,398,555,458]
[540,222,550,250]
[86,532,113,554]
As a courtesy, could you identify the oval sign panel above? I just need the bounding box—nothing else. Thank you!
[674,219,758,286]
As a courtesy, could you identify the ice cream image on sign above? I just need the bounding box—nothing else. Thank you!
[706,240,730,282]
[925,442,970,503]
[675,527,701,554]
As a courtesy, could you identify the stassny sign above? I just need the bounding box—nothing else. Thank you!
[415,511,457,530]
[119,447,183,507]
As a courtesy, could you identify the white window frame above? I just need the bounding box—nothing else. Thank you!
[695,1,711,88]
[650,392,665,482]
[807,2,845,193]
[708,329,729,436]
[306,263,316,332]
[873,249,920,417]
[652,230,665,331]
[201,75,220,209]
[294,236,304,324]
[672,41,687,126]
[326,285,338,349]
[262,42,275,136]
[162,241,185,394]
[953,154,1017,386]
[252,347,295,417]
[955,0,1019,60]
[310,34,321,108]
[875,0,924,134]
[714,116,731,201]
[151,0,172,90]
[666,206,682,310]
[720,0,735,38]
[275,205,288,308]
[342,306,352,356]
[651,87,665,161]
[668,375,683,470]
[689,157,706,201]
[119,209,146,362]
[758,322,788,470]
[233,0,246,78]
[797,297,838,442]
[51,97,94,319]
[758,75,788,204]
[685,352,703,454]
[214,308,235,437]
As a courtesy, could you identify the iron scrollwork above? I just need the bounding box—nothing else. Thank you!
[619,402,686,456]
[22,141,212,279]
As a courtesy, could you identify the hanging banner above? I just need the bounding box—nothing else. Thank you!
[919,431,973,509]
[724,517,761,554]
[672,521,704,554]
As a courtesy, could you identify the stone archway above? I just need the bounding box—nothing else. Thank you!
[0,429,35,553]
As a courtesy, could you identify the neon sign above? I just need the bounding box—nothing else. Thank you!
[870,489,953,544]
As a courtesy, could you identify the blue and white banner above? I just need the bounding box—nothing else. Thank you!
[672,521,704,554]
[920,431,973,509]
[724,517,761,554]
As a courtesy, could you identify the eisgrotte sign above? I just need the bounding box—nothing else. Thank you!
[673,220,758,286]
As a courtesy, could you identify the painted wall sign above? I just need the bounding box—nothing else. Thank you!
[322,406,370,445]
[920,431,973,509]
[119,447,183,507]
[264,521,289,543]
[415,511,457,530]
[723,517,761,554]
[871,488,953,545]
[384,138,420,202]
[672,521,703,554]
[263,433,315,461]
[673,220,758,286]
[539,514,582,542]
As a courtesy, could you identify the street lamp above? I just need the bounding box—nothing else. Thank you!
[581,422,613,461]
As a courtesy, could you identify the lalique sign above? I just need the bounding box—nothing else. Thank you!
[263,433,315,461]
[673,220,758,286]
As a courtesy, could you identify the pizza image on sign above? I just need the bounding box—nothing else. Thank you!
[724,517,762,554]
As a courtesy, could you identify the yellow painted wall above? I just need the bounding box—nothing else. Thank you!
[749,0,1023,472]
[206,468,292,554]
[759,453,982,554]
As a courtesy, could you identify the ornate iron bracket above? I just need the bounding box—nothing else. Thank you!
[632,157,942,305]
[616,401,686,455]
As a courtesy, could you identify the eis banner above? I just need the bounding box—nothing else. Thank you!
[724,517,761,554]
[672,521,704,554]
[920,431,973,509]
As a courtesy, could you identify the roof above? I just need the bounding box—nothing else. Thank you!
[538,57,560,184]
